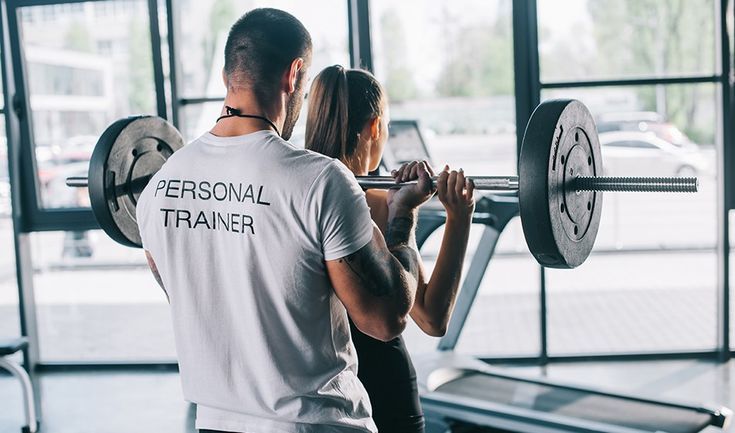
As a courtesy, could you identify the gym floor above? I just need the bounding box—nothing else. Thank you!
[2,358,733,433]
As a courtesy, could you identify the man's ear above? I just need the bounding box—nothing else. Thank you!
[285,57,304,94]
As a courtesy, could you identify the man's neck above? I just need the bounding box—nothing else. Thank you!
[211,89,284,138]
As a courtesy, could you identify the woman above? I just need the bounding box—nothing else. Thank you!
[305,65,475,433]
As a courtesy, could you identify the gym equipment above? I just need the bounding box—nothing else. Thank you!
[66,99,699,268]
[413,198,731,433]
[70,116,183,247]
[0,337,38,433]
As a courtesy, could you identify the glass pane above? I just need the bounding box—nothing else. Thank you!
[180,101,222,143]
[538,0,717,82]
[403,219,541,358]
[454,219,541,357]
[19,1,157,209]
[178,0,349,98]
[542,84,718,354]
[32,230,175,362]
[370,0,516,175]
[0,118,20,340]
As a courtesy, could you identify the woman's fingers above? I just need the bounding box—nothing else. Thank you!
[446,170,458,204]
[436,169,449,201]
[455,169,465,199]
[465,176,475,205]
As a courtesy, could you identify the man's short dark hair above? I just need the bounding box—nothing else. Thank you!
[224,8,312,102]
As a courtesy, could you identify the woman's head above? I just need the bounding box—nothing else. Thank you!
[305,65,388,174]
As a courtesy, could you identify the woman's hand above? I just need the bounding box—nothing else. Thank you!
[387,160,436,211]
[436,165,475,222]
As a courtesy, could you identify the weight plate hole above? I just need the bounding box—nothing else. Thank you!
[132,148,138,157]
[575,131,579,142]
[587,156,592,166]
[587,201,592,211]
[561,203,565,213]
[561,155,566,165]
[574,226,579,235]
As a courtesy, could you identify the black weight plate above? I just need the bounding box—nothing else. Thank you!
[89,116,183,248]
[519,99,603,269]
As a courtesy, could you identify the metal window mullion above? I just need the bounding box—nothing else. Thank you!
[512,0,544,364]
[147,0,167,119]
[715,0,733,360]
[2,0,41,381]
[347,0,372,71]
[541,75,722,89]
[179,96,225,106]
[165,0,180,128]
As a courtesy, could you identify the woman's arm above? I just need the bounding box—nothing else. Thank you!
[409,167,475,337]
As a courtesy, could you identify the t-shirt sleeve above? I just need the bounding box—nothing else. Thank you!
[306,160,374,261]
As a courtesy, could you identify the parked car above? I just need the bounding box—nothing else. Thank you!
[596,112,700,152]
[599,131,709,177]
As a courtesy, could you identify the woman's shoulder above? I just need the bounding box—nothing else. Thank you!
[365,189,388,204]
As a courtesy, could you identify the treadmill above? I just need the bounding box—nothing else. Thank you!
[381,120,733,433]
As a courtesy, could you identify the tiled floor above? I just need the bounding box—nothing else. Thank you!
[2,358,734,433]
[0,369,194,433]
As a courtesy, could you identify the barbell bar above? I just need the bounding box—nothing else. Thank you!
[65,99,701,269]
[68,174,699,193]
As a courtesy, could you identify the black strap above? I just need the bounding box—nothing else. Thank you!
[216,106,281,137]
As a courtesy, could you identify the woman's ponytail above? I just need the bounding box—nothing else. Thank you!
[305,65,385,164]
[305,65,351,160]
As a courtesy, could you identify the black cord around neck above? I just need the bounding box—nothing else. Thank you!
[216,106,281,137]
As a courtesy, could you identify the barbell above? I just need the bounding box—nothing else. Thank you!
[66,99,698,269]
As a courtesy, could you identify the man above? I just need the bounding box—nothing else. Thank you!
[136,8,433,433]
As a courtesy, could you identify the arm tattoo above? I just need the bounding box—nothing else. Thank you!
[385,216,415,247]
[338,213,420,299]
[340,247,392,297]
[386,215,420,279]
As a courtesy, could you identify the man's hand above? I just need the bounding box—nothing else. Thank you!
[387,160,436,211]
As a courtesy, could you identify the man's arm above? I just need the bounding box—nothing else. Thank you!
[145,250,169,303]
[326,206,421,342]
[326,162,434,342]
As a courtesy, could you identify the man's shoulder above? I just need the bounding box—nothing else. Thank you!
[274,139,344,179]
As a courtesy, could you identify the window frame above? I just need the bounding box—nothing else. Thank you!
[1,0,733,369]
[6,0,168,233]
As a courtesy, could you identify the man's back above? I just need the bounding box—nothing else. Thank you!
[137,130,377,432]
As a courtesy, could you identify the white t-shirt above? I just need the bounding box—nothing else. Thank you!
[136,130,377,433]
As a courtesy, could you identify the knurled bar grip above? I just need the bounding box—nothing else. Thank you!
[574,176,699,193]
[66,175,699,193]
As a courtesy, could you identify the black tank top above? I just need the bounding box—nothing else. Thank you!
[349,319,425,433]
